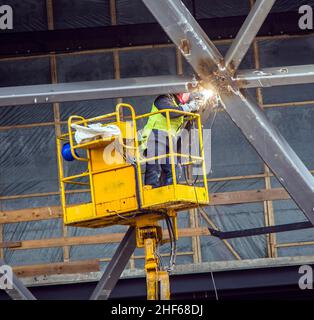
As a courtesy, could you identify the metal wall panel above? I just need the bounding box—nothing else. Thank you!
[273,200,314,244]
[195,0,250,19]
[271,0,314,12]
[0,58,53,125]
[53,0,111,29]
[0,57,51,87]
[208,179,265,194]
[201,203,267,259]
[0,104,54,126]
[116,0,193,25]
[0,126,59,196]
[209,111,264,178]
[0,0,47,33]
[56,52,114,83]
[278,246,314,257]
[259,36,314,104]
[119,47,177,78]
[3,219,63,266]
[265,105,314,170]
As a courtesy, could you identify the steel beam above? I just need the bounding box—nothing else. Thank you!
[1,65,314,108]
[89,227,136,300]
[142,0,223,78]
[142,0,314,224]
[0,75,195,107]
[0,259,36,300]
[220,90,314,224]
[236,65,314,88]
[225,0,276,71]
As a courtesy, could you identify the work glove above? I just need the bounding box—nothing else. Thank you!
[182,100,199,112]
[190,92,205,101]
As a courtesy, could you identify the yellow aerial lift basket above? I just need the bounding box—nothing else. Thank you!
[57,103,210,300]
[57,103,209,229]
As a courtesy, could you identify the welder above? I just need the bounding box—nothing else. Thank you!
[141,93,201,188]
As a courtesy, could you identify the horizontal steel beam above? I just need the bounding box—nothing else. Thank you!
[1,65,314,108]
[3,259,313,300]
[236,65,314,88]
[0,75,195,107]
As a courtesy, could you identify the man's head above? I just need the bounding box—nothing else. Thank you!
[176,93,191,104]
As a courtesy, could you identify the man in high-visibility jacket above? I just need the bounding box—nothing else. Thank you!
[141,93,200,188]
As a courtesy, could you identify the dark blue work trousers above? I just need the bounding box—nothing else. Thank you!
[144,129,179,188]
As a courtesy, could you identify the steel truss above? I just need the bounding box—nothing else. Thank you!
[2,0,314,300]
[141,0,314,225]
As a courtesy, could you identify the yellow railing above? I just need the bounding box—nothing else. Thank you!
[57,103,208,213]
[135,108,207,197]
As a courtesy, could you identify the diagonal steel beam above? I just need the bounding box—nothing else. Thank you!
[236,65,314,88]
[142,0,314,225]
[225,0,276,72]
[220,90,314,224]
[89,227,136,300]
[142,0,223,78]
[0,75,195,107]
[142,0,227,124]
[0,259,36,300]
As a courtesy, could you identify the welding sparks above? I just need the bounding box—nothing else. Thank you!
[201,89,216,101]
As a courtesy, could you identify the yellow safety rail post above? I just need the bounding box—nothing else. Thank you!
[69,115,97,218]
[116,103,144,207]
[56,137,67,223]
[197,114,209,194]
[165,110,177,188]
[68,115,89,162]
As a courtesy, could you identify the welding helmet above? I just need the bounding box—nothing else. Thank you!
[176,93,191,104]
[62,143,78,161]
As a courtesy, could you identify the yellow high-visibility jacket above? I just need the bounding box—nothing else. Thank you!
[141,95,185,149]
